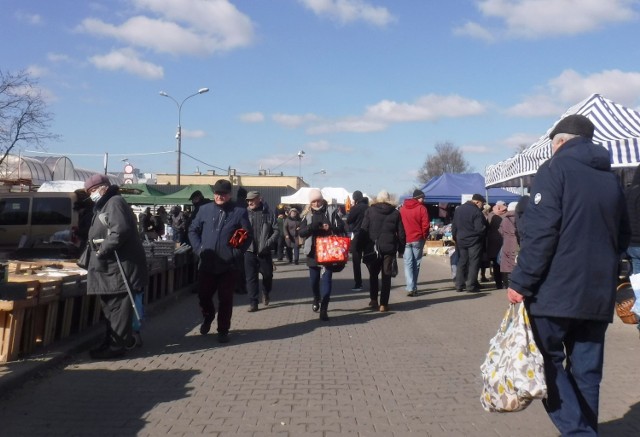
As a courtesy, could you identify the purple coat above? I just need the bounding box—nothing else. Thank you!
[498,211,518,273]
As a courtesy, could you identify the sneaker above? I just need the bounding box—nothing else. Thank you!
[247,304,258,313]
[200,315,214,335]
[406,291,416,297]
[351,286,363,292]
[217,332,230,344]
[90,347,125,360]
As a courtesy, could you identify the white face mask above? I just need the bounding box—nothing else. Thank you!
[90,190,102,202]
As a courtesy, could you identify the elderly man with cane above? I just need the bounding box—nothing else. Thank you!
[84,174,148,359]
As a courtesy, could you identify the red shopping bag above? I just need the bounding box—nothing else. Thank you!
[315,235,351,265]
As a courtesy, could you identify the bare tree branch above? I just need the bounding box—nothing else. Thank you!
[0,69,59,166]
[417,141,471,184]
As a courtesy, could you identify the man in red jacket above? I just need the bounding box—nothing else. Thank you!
[400,189,430,296]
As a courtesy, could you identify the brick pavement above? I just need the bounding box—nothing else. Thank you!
[0,254,639,436]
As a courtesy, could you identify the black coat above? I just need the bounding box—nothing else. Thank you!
[451,201,487,248]
[359,202,405,255]
[86,186,148,295]
[299,203,345,267]
[510,137,630,321]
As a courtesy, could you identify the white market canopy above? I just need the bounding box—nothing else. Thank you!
[485,94,640,188]
[281,187,354,205]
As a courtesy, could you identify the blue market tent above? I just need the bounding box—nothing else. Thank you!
[420,173,521,204]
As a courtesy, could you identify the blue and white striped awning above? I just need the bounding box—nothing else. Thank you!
[486,94,640,188]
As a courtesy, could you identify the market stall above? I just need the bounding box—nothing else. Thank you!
[0,242,196,363]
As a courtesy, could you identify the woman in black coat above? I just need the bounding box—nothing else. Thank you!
[299,189,345,321]
[359,190,405,312]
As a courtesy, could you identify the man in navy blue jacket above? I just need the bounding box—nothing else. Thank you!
[189,179,252,343]
[508,114,630,435]
[452,193,488,293]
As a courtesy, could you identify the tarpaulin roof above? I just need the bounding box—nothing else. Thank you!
[486,94,640,188]
[281,187,353,205]
[420,173,521,204]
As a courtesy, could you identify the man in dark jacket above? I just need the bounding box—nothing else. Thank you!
[189,179,253,343]
[244,191,279,312]
[346,190,368,291]
[84,174,148,359]
[508,114,630,436]
[451,194,487,293]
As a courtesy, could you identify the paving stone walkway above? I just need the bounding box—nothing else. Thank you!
[1,255,639,436]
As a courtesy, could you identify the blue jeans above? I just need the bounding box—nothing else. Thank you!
[627,245,640,275]
[308,265,333,304]
[403,240,425,292]
[529,315,608,436]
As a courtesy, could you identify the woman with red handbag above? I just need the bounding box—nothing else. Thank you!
[299,189,346,321]
[359,190,405,312]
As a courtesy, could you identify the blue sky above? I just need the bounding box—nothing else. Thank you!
[3,0,640,197]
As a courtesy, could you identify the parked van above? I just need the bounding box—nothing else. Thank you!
[0,192,79,249]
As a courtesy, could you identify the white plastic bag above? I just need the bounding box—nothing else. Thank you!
[480,303,547,412]
[628,273,640,318]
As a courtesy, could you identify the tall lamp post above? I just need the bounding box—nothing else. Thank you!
[297,150,305,178]
[159,87,210,185]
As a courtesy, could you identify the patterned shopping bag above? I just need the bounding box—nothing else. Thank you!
[480,303,547,412]
[315,235,351,265]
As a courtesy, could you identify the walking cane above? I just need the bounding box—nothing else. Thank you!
[93,239,141,323]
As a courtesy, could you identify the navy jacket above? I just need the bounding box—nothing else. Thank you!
[451,201,487,248]
[188,200,253,274]
[510,137,630,321]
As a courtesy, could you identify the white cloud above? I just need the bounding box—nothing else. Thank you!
[77,0,254,58]
[452,21,495,42]
[240,112,265,123]
[508,69,640,116]
[272,113,320,128]
[464,0,637,40]
[298,0,396,27]
[502,133,540,148]
[182,129,206,139]
[15,11,42,25]
[304,94,486,134]
[461,145,492,154]
[89,48,164,79]
[26,65,48,78]
[47,53,71,63]
[549,69,640,106]
[365,94,486,122]
[307,118,387,134]
[506,94,564,117]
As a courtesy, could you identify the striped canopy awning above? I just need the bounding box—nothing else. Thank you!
[485,94,640,188]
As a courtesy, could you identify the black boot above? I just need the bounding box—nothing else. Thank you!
[319,299,329,321]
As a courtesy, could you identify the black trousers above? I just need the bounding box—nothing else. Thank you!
[99,292,132,351]
[366,254,393,305]
[244,251,274,305]
[455,242,483,291]
[198,269,238,334]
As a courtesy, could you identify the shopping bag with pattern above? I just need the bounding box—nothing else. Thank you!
[480,303,547,412]
[315,235,351,265]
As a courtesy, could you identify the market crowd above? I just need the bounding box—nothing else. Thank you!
[80,114,638,436]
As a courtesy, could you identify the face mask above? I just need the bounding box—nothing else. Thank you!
[90,191,102,202]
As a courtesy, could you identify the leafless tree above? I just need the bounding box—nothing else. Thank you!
[0,69,59,166]
[418,141,470,184]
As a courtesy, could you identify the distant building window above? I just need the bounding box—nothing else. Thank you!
[32,198,72,225]
[0,198,30,225]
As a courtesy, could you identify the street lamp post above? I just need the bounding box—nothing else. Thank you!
[159,87,210,185]
[297,150,305,178]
